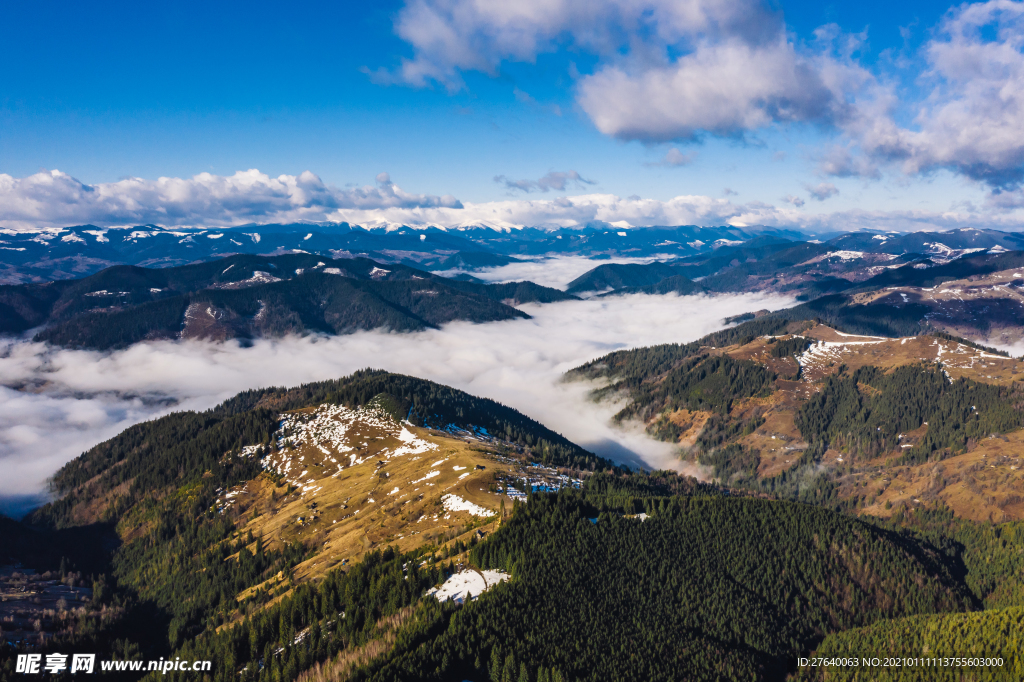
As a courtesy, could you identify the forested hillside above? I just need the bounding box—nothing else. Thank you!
[564,262,684,293]
[0,254,573,347]
[144,486,1024,682]
[598,274,702,296]
[559,237,1024,345]
[614,354,776,420]
[562,230,1024,304]
[567,314,1024,527]
[0,370,604,677]
[567,297,937,389]
[35,274,528,348]
[801,608,1023,681]
[797,365,1024,464]
[852,249,1024,291]
[6,409,1024,681]
[33,369,604,532]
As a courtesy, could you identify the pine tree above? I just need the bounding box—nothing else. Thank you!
[502,652,517,682]
[489,645,503,682]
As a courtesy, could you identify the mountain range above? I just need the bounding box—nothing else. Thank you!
[5,225,1019,425]
[0,254,576,349]
[7,225,1024,350]
[3,223,1021,289]
[563,230,1024,346]
[0,223,801,285]
[3,224,1024,681]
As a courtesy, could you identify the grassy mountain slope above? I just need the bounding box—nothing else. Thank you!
[568,317,1024,523]
[7,370,602,662]
[33,369,604,531]
[150,487,1001,682]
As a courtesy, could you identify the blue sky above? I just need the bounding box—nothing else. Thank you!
[2,0,1023,231]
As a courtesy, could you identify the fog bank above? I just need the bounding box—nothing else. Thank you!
[0,291,795,516]
[435,255,675,290]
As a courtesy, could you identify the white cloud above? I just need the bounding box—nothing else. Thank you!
[827,1,1024,192]
[338,190,807,230]
[816,144,882,180]
[783,194,805,207]
[434,255,674,289]
[381,0,851,142]
[494,170,595,193]
[646,148,697,167]
[578,36,845,142]
[0,290,796,514]
[805,182,839,201]
[4,168,1024,233]
[0,169,462,230]
[0,168,810,231]
[382,0,1024,197]
[386,0,755,89]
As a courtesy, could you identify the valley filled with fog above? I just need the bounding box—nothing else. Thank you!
[0,288,795,515]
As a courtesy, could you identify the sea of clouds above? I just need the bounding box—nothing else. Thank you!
[435,254,678,289]
[0,289,796,517]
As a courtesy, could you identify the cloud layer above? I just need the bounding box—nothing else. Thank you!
[0,290,795,515]
[435,255,670,288]
[5,167,1024,232]
[646,148,697,167]
[0,169,461,230]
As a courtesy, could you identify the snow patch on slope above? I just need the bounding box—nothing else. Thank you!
[427,569,510,604]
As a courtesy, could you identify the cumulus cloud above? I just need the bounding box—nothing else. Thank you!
[0,290,796,515]
[493,170,596,193]
[0,168,798,230]
[333,190,809,231]
[824,0,1024,193]
[783,194,805,207]
[805,182,839,201]
[4,168,1024,232]
[817,144,882,179]
[578,36,847,142]
[380,0,855,142]
[0,169,462,230]
[382,0,1024,195]
[646,148,697,167]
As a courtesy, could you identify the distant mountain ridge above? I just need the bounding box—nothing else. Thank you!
[0,254,577,349]
[559,230,1024,345]
[0,223,804,284]
[565,228,1024,296]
